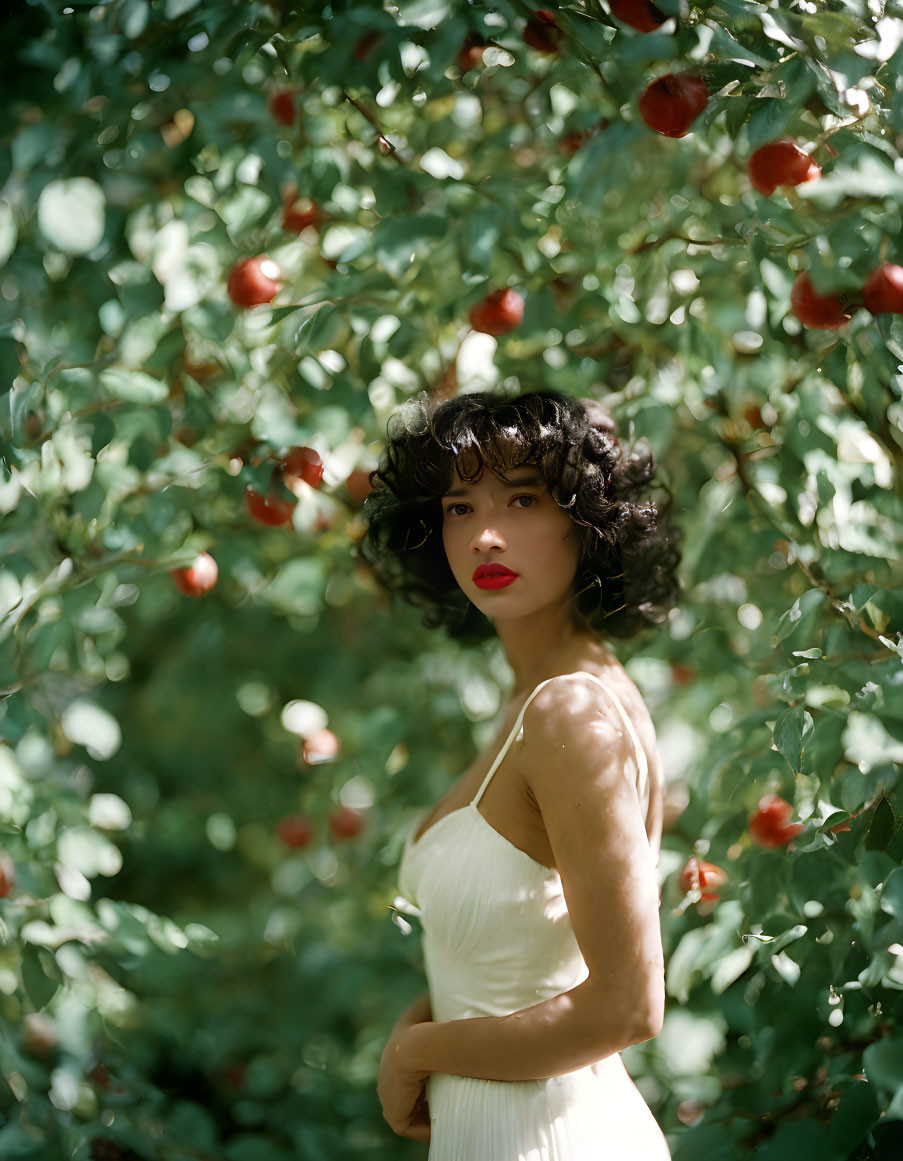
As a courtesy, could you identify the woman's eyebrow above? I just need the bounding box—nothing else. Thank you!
[443,473,545,498]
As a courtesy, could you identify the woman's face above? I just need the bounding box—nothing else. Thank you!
[440,457,583,621]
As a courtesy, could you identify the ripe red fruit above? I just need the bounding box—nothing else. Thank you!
[679,856,728,901]
[268,88,295,127]
[170,552,218,597]
[275,813,315,849]
[345,468,375,504]
[468,288,525,336]
[354,31,383,60]
[282,197,318,233]
[609,0,666,32]
[457,34,487,71]
[862,262,903,315]
[747,139,821,196]
[0,851,14,897]
[244,486,296,526]
[638,72,708,138]
[90,1140,124,1161]
[523,9,561,53]
[227,256,282,308]
[559,129,590,154]
[328,805,364,839]
[303,727,340,765]
[749,794,805,848]
[280,446,325,489]
[790,272,852,330]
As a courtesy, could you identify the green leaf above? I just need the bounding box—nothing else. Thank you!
[374,214,446,278]
[865,793,898,852]
[773,589,826,646]
[0,200,16,267]
[880,866,903,918]
[828,1081,880,1158]
[20,945,63,1010]
[37,178,106,255]
[863,1034,903,1107]
[710,944,755,994]
[773,706,814,774]
[98,369,170,404]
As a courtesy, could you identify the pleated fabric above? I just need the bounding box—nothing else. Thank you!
[393,672,671,1161]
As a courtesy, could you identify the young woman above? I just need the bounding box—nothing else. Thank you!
[360,389,682,1160]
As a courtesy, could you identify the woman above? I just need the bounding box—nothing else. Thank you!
[360,388,682,1160]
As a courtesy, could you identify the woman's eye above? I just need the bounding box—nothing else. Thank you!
[446,495,536,516]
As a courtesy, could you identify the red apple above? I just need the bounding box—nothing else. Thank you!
[268,88,295,127]
[638,72,708,138]
[748,139,821,196]
[90,1140,124,1161]
[749,794,806,848]
[227,256,282,308]
[0,850,14,897]
[679,856,728,901]
[282,197,319,234]
[609,0,666,33]
[457,34,487,71]
[523,9,561,53]
[170,552,218,597]
[303,727,340,765]
[468,288,525,336]
[23,1013,57,1056]
[862,262,903,315]
[560,129,590,154]
[354,31,383,60]
[328,805,365,839]
[280,446,325,489]
[789,272,852,330]
[346,468,375,504]
[244,486,296,526]
[275,813,315,849]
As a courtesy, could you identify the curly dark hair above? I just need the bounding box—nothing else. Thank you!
[357,388,683,644]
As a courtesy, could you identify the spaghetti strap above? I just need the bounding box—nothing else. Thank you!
[470,670,649,816]
[470,677,559,808]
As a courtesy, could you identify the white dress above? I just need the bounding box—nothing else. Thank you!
[393,671,671,1161]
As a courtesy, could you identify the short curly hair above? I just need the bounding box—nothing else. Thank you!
[358,388,683,644]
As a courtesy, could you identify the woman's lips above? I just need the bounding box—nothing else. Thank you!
[472,566,518,590]
[474,574,517,590]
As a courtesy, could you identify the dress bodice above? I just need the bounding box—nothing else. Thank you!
[392,671,650,1024]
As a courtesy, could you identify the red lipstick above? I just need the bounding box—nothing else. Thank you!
[472,564,518,590]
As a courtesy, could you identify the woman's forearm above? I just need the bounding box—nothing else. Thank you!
[398,991,432,1025]
[403,976,657,1083]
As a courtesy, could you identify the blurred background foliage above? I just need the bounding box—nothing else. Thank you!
[1,0,903,1157]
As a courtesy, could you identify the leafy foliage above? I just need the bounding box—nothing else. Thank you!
[1,0,902,1157]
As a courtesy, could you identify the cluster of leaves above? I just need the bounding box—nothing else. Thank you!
[1,0,902,1157]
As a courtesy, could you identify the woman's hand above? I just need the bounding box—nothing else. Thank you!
[378,998,433,1143]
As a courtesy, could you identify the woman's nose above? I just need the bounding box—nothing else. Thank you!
[471,521,506,551]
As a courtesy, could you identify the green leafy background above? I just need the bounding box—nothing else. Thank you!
[1,1,902,1158]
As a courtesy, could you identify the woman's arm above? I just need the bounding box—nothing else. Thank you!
[395,991,432,1027]
[401,975,655,1082]
[402,675,665,1084]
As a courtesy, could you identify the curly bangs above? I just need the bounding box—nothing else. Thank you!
[357,388,683,644]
